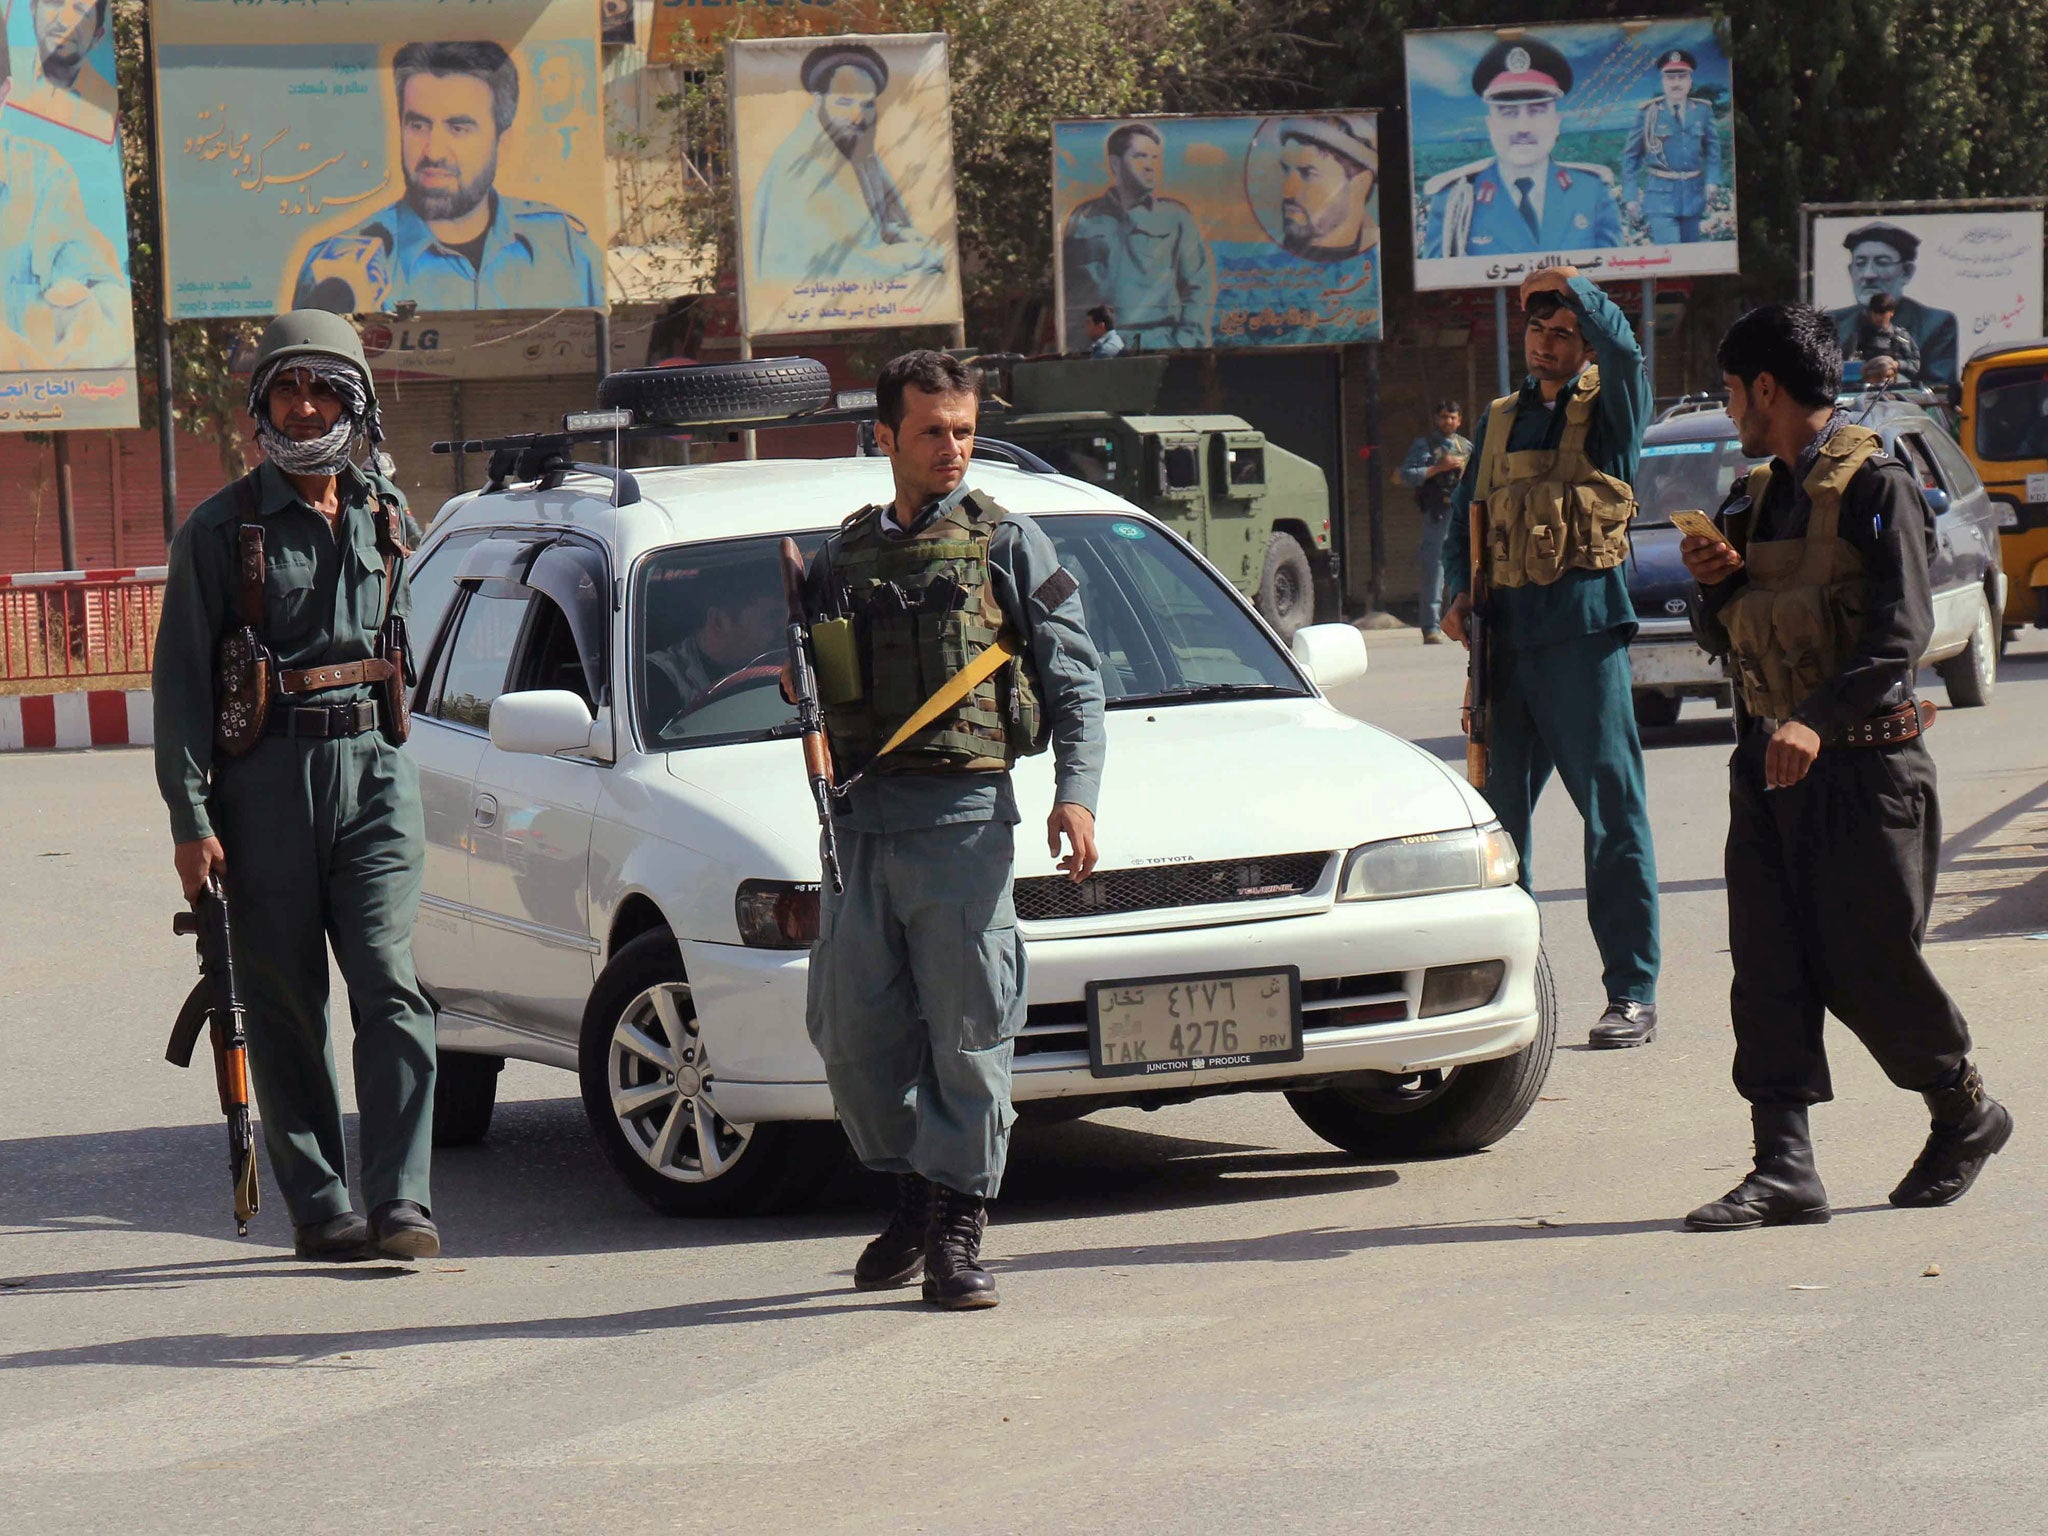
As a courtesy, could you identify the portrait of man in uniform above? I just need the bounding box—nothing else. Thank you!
[0,30,133,371]
[749,42,946,285]
[1421,37,1622,261]
[1060,121,1214,352]
[1274,114,1379,264]
[1825,223,1960,389]
[12,0,117,143]
[1620,48,1720,244]
[291,40,605,315]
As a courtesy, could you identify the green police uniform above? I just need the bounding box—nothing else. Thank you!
[803,487,1104,1199]
[153,458,435,1226]
[1443,275,1660,1017]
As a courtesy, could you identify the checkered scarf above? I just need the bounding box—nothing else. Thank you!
[249,355,390,477]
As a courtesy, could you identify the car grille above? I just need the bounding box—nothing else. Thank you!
[1014,852,1332,923]
[1016,971,1409,1060]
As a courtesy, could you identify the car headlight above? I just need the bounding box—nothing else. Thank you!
[735,879,821,948]
[1337,823,1520,901]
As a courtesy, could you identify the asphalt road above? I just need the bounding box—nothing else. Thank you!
[4,635,2046,1535]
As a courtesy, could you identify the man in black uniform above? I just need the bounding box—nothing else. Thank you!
[1679,303,2012,1230]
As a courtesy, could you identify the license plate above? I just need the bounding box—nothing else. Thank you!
[1087,967,1302,1079]
[2027,472,2048,506]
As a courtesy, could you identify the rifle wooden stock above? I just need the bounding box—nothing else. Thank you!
[781,537,845,893]
[168,876,260,1235]
[1464,500,1491,790]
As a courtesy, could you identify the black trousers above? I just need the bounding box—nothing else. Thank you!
[1725,729,1971,1105]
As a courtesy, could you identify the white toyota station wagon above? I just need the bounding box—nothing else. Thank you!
[403,362,1553,1216]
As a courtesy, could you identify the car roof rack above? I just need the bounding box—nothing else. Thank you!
[431,397,892,506]
[1655,394,1728,422]
[432,404,1056,508]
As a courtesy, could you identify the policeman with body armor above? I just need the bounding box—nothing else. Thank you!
[799,350,1105,1310]
[1680,303,2011,1230]
[1620,49,1721,245]
[153,311,440,1263]
[1441,266,1662,1049]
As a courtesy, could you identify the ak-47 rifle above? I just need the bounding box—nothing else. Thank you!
[1463,500,1492,790]
[167,875,260,1235]
[780,537,844,893]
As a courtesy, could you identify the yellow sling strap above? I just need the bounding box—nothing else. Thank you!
[872,629,1021,761]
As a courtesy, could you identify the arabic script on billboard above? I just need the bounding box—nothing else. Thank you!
[1405,18,1738,291]
[1052,112,1383,353]
[155,0,609,320]
[0,0,139,430]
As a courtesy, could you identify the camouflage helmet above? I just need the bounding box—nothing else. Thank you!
[247,309,379,411]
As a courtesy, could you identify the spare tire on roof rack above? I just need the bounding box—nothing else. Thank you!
[596,358,834,427]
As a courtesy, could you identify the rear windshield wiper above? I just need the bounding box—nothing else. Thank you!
[1112,681,1303,707]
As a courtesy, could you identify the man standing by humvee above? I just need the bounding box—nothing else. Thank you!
[800,350,1105,1310]
[153,311,439,1263]
[1680,302,2010,1230]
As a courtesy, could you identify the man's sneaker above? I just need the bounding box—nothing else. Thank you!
[293,1211,370,1261]
[1589,1000,1657,1049]
[368,1200,440,1259]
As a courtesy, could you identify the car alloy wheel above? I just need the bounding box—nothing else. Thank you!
[605,981,753,1183]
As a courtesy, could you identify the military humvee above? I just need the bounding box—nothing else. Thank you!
[979,356,1336,641]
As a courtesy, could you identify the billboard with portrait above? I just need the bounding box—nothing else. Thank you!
[0,0,139,430]
[1052,111,1383,353]
[1812,211,2044,390]
[728,32,963,338]
[154,0,608,320]
[1405,18,1737,292]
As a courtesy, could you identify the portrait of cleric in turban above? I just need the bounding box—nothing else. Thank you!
[748,42,947,284]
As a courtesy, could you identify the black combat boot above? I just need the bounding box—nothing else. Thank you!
[853,1173,933,1290]
[1589,1000,1658,1049]
[1685,1104,1831,1231]
[368,1200,440,1259]
[1890,1062,2014,1208]
[922,1184,999,1310]
[293,1211,370,1261]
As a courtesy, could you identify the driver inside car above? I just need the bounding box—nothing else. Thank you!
[647,562,786,730]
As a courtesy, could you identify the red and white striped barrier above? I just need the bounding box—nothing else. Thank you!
[0,690,153,751]
[0,566,168,587]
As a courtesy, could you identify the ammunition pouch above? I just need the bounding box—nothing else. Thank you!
[1720,428,1881,720]
[1474,367,1638,590]
[817,491,1047,773]
[214,501,272,759]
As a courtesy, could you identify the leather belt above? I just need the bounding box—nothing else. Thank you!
[1755,700,1935,747]
[1648,168,1702,180]
[266,700,381,739]
[278,657,397,694]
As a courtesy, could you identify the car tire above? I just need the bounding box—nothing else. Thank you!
[432,1051,503,1148]
[1632,690,1683,730]
[1257,531,1316,643]
[578,929,841,1216]
[1936,588,1997,707]
[596,358,833,428]
[1285,950,1558,1158]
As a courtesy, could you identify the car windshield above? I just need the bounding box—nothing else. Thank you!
[1974,363,2048,463]
[634,511,1306,751]
[1635,435,1762,525]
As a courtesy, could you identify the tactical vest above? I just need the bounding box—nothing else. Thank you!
[812,490,1045,773]
[1472,366,1638,588]
[1717,424,1882,721]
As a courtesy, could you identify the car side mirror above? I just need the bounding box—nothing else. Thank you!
[490,690,601,757]
[1290,623,1369,714]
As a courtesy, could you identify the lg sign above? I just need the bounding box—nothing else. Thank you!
[357,324,442,359]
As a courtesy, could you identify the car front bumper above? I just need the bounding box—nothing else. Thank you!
[688,885,1544,1125]
[1630,623,1729,694]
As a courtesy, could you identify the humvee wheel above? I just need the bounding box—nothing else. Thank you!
[1258,531,1315,643]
